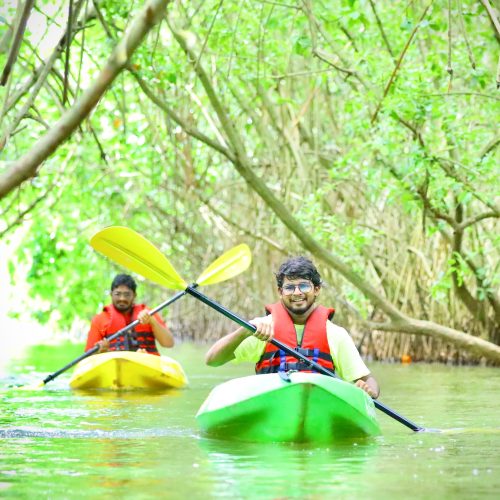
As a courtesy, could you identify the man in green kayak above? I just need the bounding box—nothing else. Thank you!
[85,274,174,354]
[205,256,380,398]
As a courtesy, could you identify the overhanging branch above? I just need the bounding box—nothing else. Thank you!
[0,0,171,200]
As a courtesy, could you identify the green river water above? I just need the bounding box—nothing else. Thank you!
[1,341,499,499]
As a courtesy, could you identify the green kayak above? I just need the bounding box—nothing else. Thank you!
[196,372,381,443]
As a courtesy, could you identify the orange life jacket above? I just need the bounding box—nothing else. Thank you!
[255,302,335,374]
[103,304,159,355]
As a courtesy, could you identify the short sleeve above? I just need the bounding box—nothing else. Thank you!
[326,321,370,382]
[233,335,267,363]
[85,313,106,352]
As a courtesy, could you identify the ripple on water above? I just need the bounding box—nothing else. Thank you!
[0,425,196,439]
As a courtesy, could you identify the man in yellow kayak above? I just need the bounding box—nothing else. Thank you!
[85,274,174,355]
[205,256,380,398]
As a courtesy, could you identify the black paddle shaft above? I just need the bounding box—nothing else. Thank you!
[42,291,187,385]
[186,285,424,432]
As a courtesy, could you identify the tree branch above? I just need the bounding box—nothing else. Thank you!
[456,211,499,231]
[480,135,500,159]
[129,67,234,162]
[394,112,425,147]
[368,0,395,62]
[0,0,172,200]
[480,0,500,39]
[0,0,90,141]
[365,318,500,361]
[62,0,75,105]
[371,1,434,124]
[0,0,35,86]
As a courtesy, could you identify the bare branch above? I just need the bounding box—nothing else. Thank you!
[371,1,434,124]
[446,0,453,91]
[129,67,234,161]
[394,113,425,147]
[368,0,395,61]
[92,0,116,39]
[0,0,35,86]
[457,0,476,69]
[0,0,90,137]
[480,0,500,39]
[421,91,499,100]
[364,318,500,361]
[0,190,49,238]
[312,49,358,78]
[301,0,366,89]
[0,0,172,200]
[480,135,500,159]
[200,193,287,254]
[62,0,75,105]
[455,211,499,231]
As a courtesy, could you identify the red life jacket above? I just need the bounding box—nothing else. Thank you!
[103,304,159,355]
[255,302,335,374]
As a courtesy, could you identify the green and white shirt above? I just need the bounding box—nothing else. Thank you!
[233,320,370,382]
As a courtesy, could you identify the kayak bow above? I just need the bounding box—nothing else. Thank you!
[196,372,381,443]
[69,351,188,390]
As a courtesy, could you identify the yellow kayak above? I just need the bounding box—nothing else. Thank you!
[69,351,188,390]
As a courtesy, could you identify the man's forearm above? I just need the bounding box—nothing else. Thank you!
[205,327,251,366]
[151,318,174,347]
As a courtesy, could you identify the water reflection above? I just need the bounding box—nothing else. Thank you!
[196,436,379,498]
[1,343,500,499]
[1,388,189,440]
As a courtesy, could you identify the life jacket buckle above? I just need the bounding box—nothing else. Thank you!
[278,369,297,383]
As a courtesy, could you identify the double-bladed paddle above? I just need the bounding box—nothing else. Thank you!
[20,228,251,390]
[185,287,425,432]
[90,226,426,432]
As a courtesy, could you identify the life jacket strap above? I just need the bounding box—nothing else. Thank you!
[259,347,332,362]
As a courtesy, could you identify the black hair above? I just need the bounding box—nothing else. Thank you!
[111,274,137,292]
[275,256,322,288]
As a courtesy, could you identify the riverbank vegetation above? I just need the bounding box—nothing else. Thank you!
[0,0,498,363]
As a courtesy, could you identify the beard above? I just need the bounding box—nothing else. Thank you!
[284,298,315,316]
[114,302,133,313]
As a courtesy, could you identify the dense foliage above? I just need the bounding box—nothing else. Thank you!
[0,0,498,361]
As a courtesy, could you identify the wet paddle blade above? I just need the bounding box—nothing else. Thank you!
[18,381,45,390]
[90,226,187,290]
[196,244,252,286]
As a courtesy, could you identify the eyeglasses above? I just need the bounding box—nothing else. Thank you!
[281,283,313,295]
[111,291,134,298]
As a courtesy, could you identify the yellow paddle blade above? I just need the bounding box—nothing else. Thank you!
[18,381,45,390]
[196,244,252,286]
[90,226,187,290]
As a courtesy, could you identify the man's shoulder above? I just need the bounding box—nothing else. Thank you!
[91,307,111,323]
[326,320,350,339]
